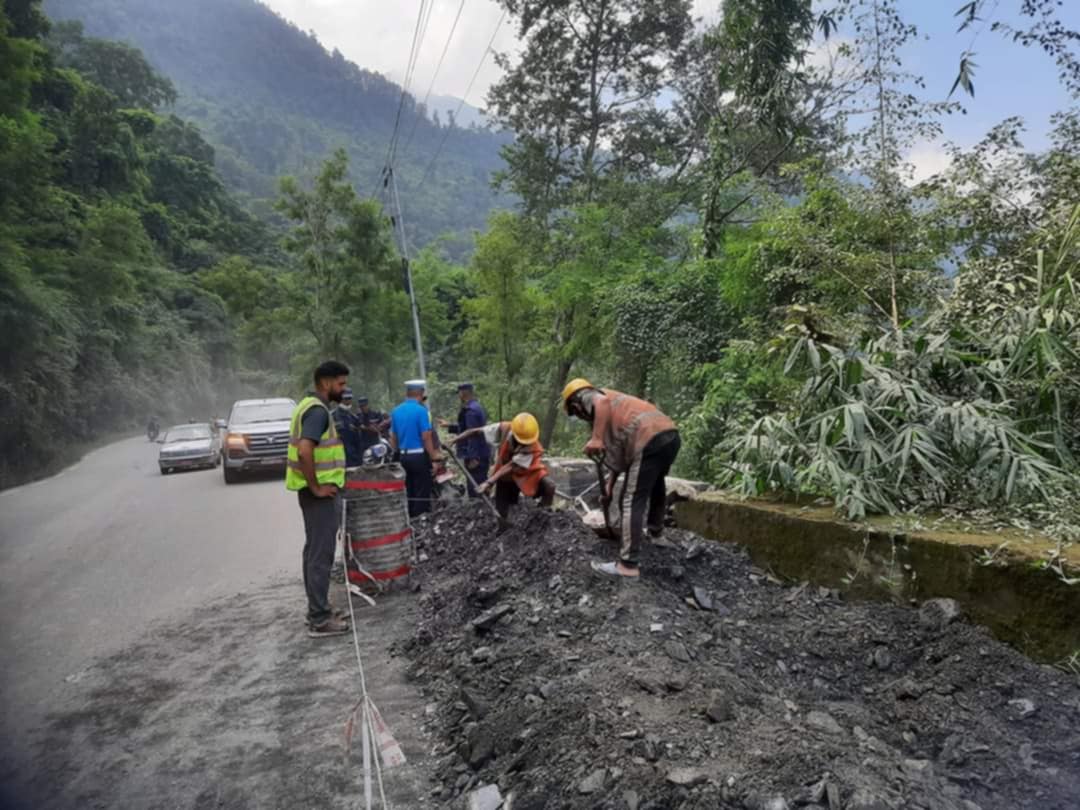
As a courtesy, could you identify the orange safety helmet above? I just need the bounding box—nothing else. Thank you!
[510,412,540,444]
[561,378,594,413]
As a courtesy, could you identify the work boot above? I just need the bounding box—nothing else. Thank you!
[307,616,350,638]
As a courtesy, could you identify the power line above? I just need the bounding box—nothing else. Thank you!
[388,0,440,168]
[400,0,468,159]
[416,8,506,188]
[383,0,430,174]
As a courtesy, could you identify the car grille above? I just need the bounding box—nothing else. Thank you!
[245,432,290,458]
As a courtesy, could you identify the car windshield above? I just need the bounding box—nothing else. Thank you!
[164,425,211,442]
[231,402,293,424]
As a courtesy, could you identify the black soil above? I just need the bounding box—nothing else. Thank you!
[403,501,1080,810]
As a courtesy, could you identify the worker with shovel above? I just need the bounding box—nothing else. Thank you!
[450,413,555,533]
[562,379,680,579]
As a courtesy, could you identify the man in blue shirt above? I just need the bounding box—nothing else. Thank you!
[389,379,443,517]
[441,382,490,497]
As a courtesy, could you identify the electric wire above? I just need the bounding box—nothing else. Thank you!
[382,0,430,173]
[416,8,506,188]
[388,0,439,168]
[400,0,468,159]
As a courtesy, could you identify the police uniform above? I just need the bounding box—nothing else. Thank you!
[448,383,490,497]
[390,380,435,517]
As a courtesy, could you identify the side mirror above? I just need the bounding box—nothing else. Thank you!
[214,419,227,430]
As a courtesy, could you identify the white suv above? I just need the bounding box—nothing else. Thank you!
[221,398,296,483]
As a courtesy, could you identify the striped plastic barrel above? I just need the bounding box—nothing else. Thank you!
[343,464,413,592]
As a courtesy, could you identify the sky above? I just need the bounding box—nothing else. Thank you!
[261,0,1078,178]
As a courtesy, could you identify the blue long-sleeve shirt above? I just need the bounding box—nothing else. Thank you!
[451,398,490,461]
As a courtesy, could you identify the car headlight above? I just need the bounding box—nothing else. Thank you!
[225,433,249,450]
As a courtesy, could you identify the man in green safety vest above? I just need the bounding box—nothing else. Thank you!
[287,360,351,638]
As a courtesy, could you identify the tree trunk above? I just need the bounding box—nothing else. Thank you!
[540,356,575,447]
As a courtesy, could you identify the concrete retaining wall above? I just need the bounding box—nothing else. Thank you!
[675,495,1080,663]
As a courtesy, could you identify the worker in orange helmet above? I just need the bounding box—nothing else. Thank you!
[562,378,680,579]
[450,412,554,533]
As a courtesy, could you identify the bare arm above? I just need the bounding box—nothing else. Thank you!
[422,430,442,461]
[483,464,515,488]
[584,394,611,458]
[590,394,611,445]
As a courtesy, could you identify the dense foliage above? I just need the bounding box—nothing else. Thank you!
[42,0,511,253]
[4,0,1079,571]
[0,2,287,485]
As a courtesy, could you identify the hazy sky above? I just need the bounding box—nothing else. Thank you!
[261,0,1078,178]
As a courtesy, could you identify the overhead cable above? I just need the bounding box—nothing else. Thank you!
[416,8,507,188]
[400,0,469,159]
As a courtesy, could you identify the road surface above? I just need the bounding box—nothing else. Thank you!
[0,437,431,808]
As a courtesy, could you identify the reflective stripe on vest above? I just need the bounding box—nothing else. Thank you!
[285,396,347,491]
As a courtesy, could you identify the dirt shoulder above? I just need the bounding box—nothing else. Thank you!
[6,579,433,810]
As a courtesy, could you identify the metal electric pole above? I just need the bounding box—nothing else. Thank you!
[387,168,426,380]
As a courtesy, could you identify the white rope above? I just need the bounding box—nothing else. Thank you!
[339,499,393,810]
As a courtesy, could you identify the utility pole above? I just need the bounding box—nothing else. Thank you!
[387,167,427,380]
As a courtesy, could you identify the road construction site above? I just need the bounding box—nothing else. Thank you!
[2,440,1078,809]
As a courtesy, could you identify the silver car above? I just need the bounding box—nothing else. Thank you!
[159,423,222,475]
[221,397,296,484]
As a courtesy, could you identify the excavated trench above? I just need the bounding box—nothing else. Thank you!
[402,500,1080,810]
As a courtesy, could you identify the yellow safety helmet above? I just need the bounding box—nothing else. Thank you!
[561,378,594,413]
[510,412,540,445]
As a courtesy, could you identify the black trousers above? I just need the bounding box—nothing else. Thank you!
[617,430,680,566]
[494,475,555,520]
[298,488,339,624]
[401,452,433,517]
[463,458,489,498]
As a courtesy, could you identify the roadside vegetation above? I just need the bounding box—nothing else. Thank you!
[2,0,1078,573]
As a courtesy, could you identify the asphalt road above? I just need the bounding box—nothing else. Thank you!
[0,437,430,808]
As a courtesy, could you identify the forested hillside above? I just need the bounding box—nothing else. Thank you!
[42,0,510,250]
[4,0,1080,571]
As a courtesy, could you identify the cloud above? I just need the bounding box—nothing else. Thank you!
[262,0,721,105]
[262,0,514,105]
[906,140,955,184]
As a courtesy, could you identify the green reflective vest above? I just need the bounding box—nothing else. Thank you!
[286,396,347,491]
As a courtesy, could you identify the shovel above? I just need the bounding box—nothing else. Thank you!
[589,451,615,538]
[444,446,501,520]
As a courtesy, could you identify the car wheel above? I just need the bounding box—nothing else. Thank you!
[161,467,170,475]
[223,465,240,484]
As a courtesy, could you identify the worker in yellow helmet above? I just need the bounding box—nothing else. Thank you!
[450,412,554,532]
[563,378,680,579]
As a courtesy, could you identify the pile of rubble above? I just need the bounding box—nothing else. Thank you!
[402,502,1080,810]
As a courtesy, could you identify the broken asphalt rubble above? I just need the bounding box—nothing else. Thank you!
[400,501,1080,809]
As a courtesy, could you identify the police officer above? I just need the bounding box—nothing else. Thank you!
[389,380,443,517]
[355,395,388,456]
[440,382,490,497]
[333,387,363,467]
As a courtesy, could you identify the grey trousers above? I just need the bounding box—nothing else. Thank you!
[298,488,339,624]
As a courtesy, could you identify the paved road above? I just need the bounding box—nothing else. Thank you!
[0,438,430,808]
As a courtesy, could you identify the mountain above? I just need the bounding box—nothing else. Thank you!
[42,0,511,253]
[427,94,489,130]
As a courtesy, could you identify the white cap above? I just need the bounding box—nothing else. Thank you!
[404,379,427,391]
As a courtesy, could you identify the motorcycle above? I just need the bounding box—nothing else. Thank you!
[147,421,160,442]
